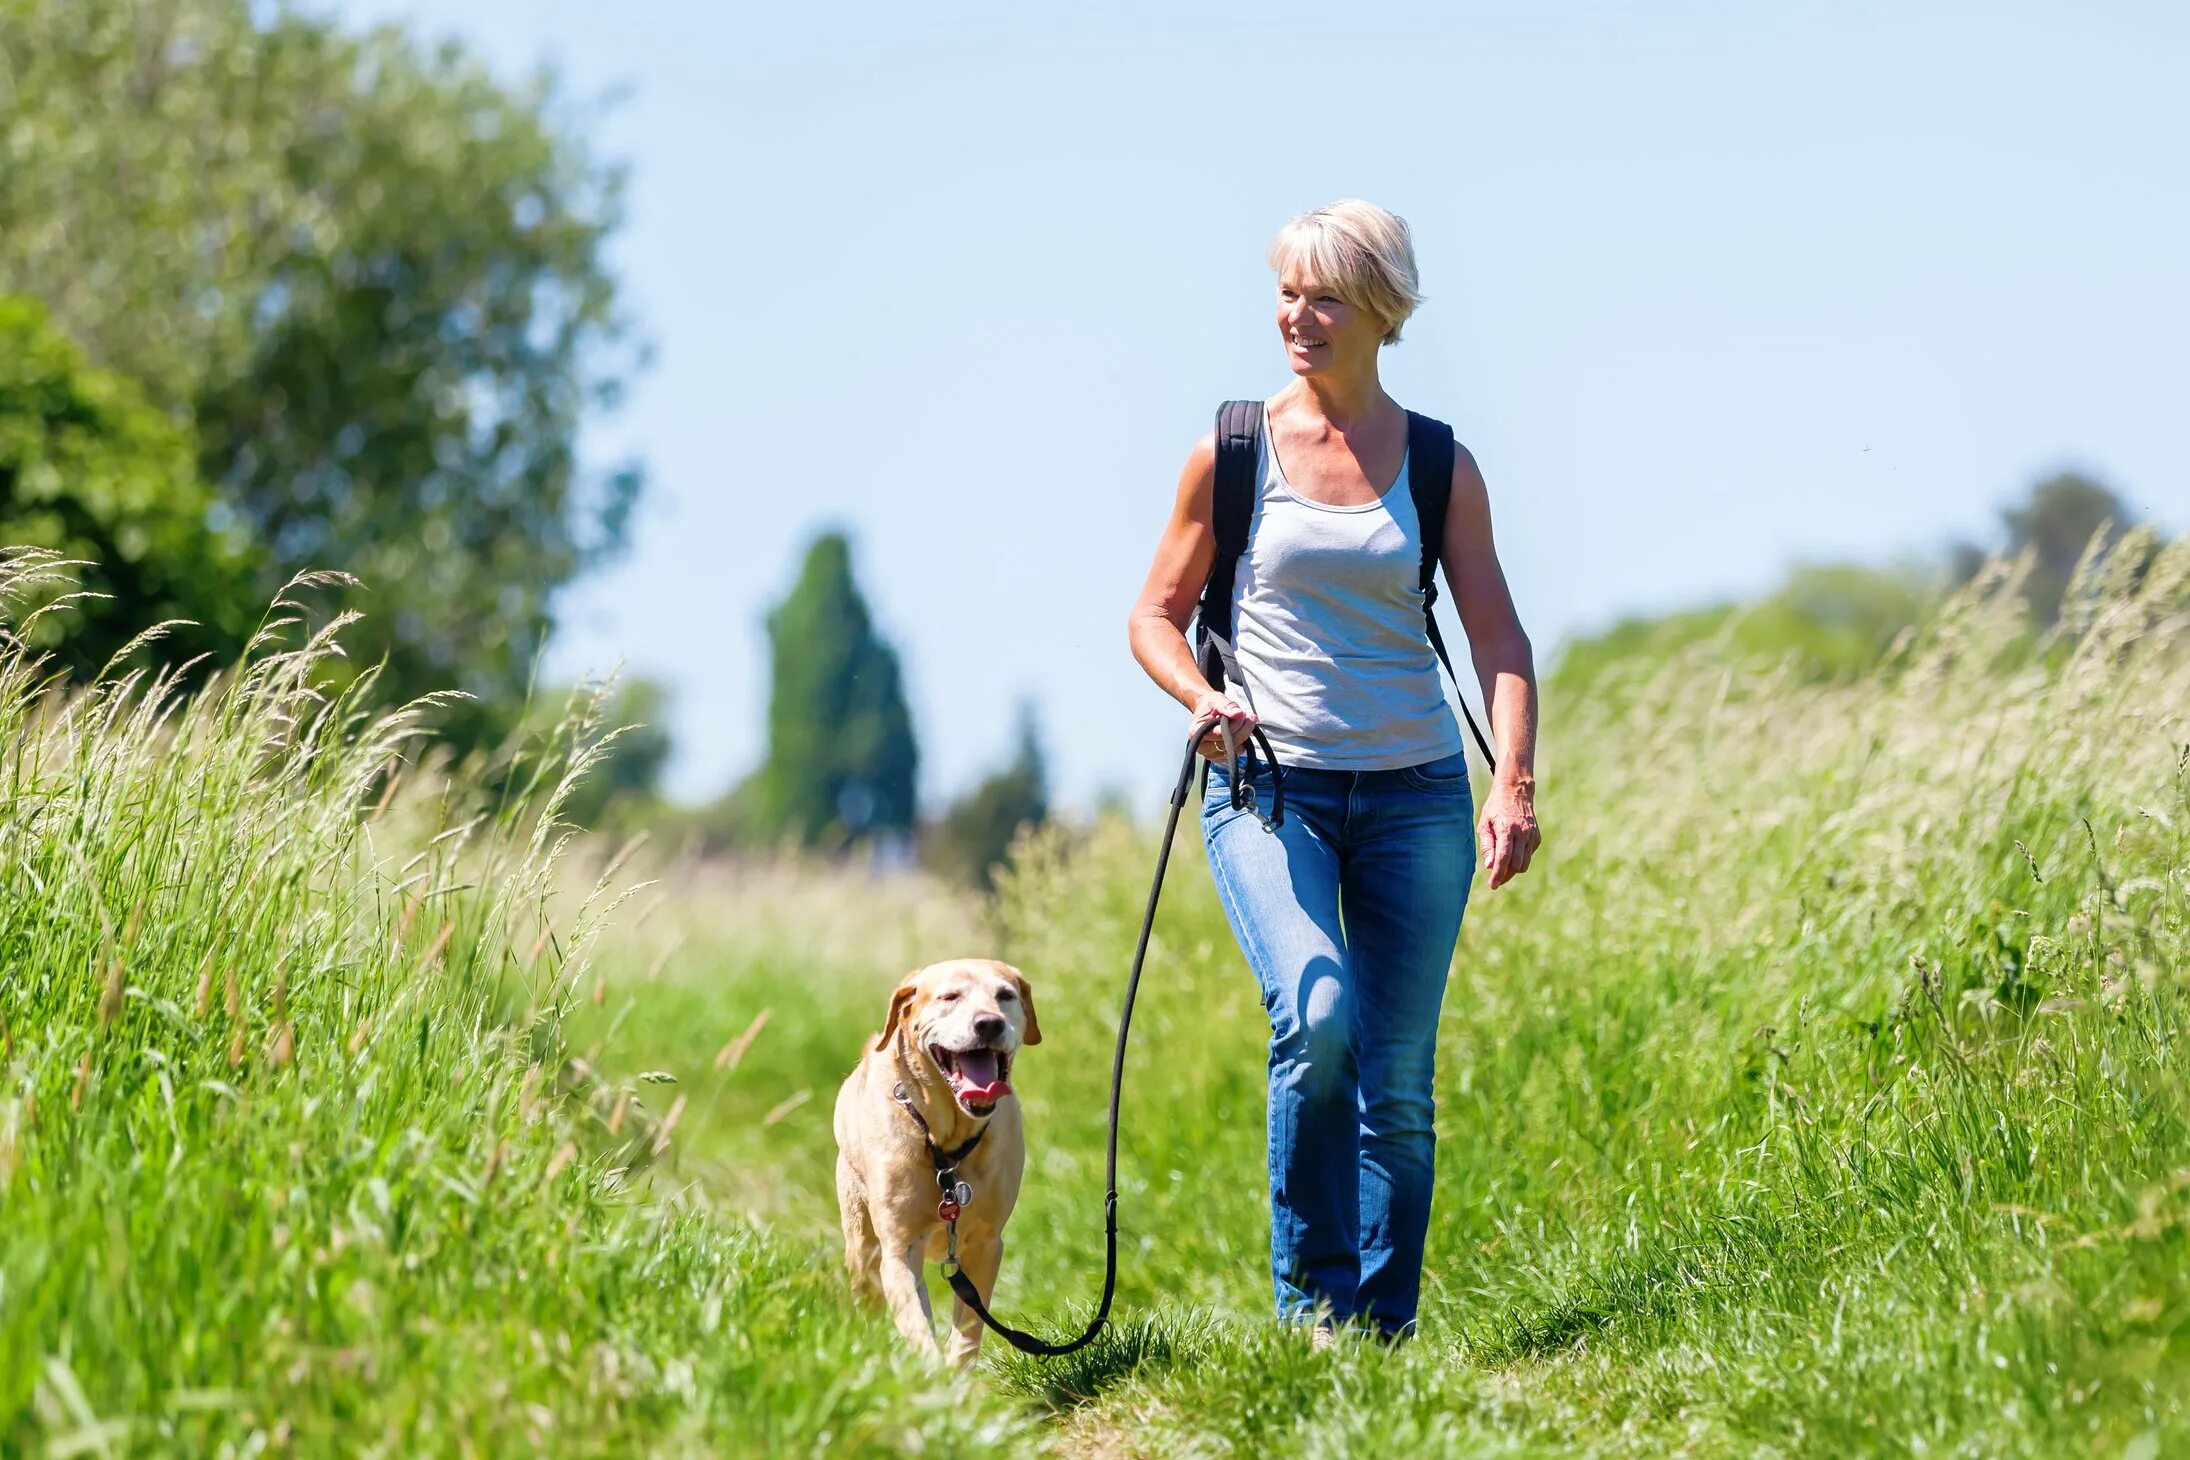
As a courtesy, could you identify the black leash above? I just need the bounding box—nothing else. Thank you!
[930,714,1283,1358]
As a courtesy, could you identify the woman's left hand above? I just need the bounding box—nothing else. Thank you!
[1477,777,1541,890]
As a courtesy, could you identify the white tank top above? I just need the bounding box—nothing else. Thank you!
[1219,406,1465,771]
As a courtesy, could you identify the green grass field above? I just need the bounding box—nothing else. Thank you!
[5,536,2189,1456]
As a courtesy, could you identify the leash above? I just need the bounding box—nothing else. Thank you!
[925,713,1284,1358]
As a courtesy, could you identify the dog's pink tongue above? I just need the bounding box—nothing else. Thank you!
[952,1048,1011,1103]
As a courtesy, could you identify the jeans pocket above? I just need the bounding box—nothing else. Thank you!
[1399,750,1472,793]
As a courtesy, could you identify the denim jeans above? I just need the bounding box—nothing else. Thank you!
[1201,746,1475,1336]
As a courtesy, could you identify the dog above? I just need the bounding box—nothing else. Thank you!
[834,958,1041,1367]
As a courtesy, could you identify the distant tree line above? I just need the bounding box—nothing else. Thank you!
[1552,472,2164,694]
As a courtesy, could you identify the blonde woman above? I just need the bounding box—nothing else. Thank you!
[1128,199,1541,1343]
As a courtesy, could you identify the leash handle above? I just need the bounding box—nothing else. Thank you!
[944,718,1225,1359]
[1182,712,1286,828]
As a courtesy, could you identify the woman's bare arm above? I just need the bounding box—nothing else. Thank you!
[1440,446,1542,887]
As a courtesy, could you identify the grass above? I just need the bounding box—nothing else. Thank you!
[0,550,1026,1455]
[4,532,2188,1455]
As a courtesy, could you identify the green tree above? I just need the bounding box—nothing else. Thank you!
[755,531,918,851]
[924,703,1049,890]
[0,0,641,746]
[2000,472,2129,624]
[0,295,256,673]
[1950,471,2135,623]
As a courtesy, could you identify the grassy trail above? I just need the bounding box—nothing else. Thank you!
[5,537,2189,1455]
[581,536,2190,1456]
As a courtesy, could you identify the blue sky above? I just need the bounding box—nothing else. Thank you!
[333,0,2186,811]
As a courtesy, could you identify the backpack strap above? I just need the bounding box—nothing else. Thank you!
[1406,411,1499,773]
[1194,399,1263,687]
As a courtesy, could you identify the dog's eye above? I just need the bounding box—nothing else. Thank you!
[938,990,962,1003]
[996,988,1017,1002]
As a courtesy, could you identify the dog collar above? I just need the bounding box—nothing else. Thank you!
[891,1081,987,1168]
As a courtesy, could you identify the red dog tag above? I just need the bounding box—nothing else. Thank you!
[937,1197,962,1222]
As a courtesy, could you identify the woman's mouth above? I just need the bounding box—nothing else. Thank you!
[930,1044,1013,1114]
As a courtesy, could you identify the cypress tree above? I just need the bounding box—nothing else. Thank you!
[757,531,919,851]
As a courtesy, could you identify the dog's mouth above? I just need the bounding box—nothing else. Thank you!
[930,1044,1013,1115]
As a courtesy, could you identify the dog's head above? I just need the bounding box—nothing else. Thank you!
[877,958,1041,1118]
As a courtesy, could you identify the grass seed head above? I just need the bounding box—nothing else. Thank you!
[98,958,125,1026]
[714,1008,771,1072]
[650,1094,687,1157]
[421,920,456,969]
[545,1141,576,1182]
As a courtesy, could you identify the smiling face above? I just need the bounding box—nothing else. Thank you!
[1276,269,1389,379]
[876,959,1042,1118]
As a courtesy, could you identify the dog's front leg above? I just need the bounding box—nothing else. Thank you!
[876,1228,942,1359]
[944,1233,1002,1370]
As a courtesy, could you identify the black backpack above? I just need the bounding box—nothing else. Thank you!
[1193,398,1497,772]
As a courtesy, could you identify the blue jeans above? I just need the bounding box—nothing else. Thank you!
[1201,746,1475,1336]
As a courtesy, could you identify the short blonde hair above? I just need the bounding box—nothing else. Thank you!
[1268,199,1423,345]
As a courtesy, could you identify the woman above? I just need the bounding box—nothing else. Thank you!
[1127,199,1541,1344]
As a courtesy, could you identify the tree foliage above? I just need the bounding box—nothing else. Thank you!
[754,531,919,851]
[0,295,256,673]
[0,0,641,746]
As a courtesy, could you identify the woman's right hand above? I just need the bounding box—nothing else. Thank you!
[1190,690,1258,762]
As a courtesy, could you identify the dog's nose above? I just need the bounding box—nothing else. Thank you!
[973,1014,1005,1043]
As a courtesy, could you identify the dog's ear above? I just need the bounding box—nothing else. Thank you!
[875,972,921,1052]
[1007,967,1042,1047]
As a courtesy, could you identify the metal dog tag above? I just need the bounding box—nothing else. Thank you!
[951,1180,972,1208]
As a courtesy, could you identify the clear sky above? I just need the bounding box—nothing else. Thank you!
[331,0,2186,812]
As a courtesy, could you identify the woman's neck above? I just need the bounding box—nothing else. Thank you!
[1286,367,1392,432]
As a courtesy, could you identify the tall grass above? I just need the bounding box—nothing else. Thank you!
[0,549,1027,1455]
[6,532,2184,1456]
[590,534,2190,1457]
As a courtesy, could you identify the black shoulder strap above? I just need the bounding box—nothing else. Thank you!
[1194,399,1263,684]
[1406,411,1498,773]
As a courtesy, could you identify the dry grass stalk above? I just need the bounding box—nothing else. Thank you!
[420,920,456,970]
[545,1141,577,1181]
[98,957,125,1026]
[713,1009,771,1072]
[761,1089,809,1127]
[650,1094,687,1157]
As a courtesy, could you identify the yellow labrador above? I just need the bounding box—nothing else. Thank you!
[833,957,1041,1367]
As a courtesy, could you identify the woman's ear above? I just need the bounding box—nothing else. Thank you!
[876,972,921,1052]
[1008,967,1042,1047]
